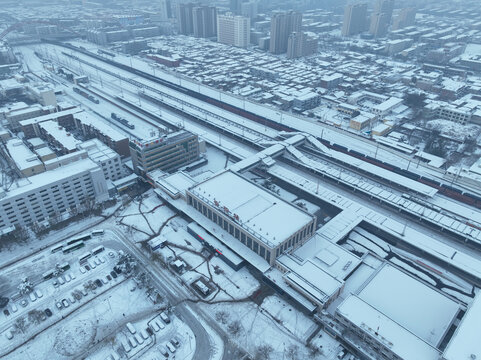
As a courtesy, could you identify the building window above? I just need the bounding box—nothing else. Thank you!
[266,250,271,263]
[207,209,212,219]
[253,242,259,254]
[259,246,265,258]
[234,228,240,239]
[229,224,234,235]
[241,232,246,244]
[247,237,252,249]
[223,219,228,231]
[213,213,217,223]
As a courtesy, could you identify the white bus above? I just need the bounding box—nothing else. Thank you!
[92,245,105,255]
[91,229,104,236]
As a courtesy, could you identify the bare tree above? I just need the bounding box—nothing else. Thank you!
[215,311,229,324]
[27,309,44,325]
[227,320,242,337]
[17,277,33,295]
[13,317,28,333]
[254,344,274,360]
[286,344,300,360]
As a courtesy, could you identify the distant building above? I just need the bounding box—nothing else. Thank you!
[370,11,390,38]
[229,0,241,14]
[392,8,416,30]
[287,32,318,59]
[192,5,217,38]
[129,131,200,175]
[177,3,195,35]
[217,13,250,48]
[240,1,258,19]
[159,0,172,20]
[342,3,367,36]
[269,11,302,54]
[374,0,395,23]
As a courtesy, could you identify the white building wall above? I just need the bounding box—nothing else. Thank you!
[0,160,108,232]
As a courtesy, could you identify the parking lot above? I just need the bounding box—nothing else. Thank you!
[0,229,195,360]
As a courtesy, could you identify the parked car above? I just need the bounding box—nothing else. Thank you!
[45,308,53,317]
[61,299,69,308]
[110,271,118,279]
[0,297,9,309]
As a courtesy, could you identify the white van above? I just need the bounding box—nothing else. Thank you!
[121,339,131,352]
[166,341,176,353]
[134,333,144,345]
[29,292,37,302]
[126,322,136,334]
[160,311,170,324]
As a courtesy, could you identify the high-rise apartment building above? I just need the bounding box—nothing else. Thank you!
[287,32,318,59]
[374,0,395,23]
[193,5,217,38]
[159,0,172,20]
[269,11,302,54]
[177,2,195,35]
[392,7,416,30]
[370,11,390,38]
[341,3,367,37]
[217,13,250,48]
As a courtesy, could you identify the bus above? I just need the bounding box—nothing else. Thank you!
[51,244,64,253]
[62,241,85,254]
[78,252,92,263]
[42,270,54,280]
[92,245,105,255]
[91,229,104,236]
[66,233,91,245]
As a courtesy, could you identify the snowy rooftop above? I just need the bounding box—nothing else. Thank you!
[277,254,343,305]
[150,170,197,198]
[443,292,481,360]
[74,111,127,142]
[18,108,82,127]
[39,120,81,152]
[3,159,99,198]
[189,171,314,247]
[291,234,361,281]
[5,138,42,171]
[77,139,118,163]
[358,263,460,347]
[337,295,441,360]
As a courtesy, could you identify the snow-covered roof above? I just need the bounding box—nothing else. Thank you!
[337,295,441,360]
[3,159,99,198]
[189,170,314,248]
[39,120,81,152]
[5,138,42,172]
[443,292,481,360]
[357,263,460,347]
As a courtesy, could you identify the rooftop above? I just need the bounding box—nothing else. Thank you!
[337,295,440,360]
[443,292,481,360]
[189,170,314,248]
[357,263,460,347]
[2,158,99,199]
[5,138,43,172]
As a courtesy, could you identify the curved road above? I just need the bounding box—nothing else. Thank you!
[105,225,244,360]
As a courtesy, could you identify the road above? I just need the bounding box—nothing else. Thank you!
[105,225,245,360]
